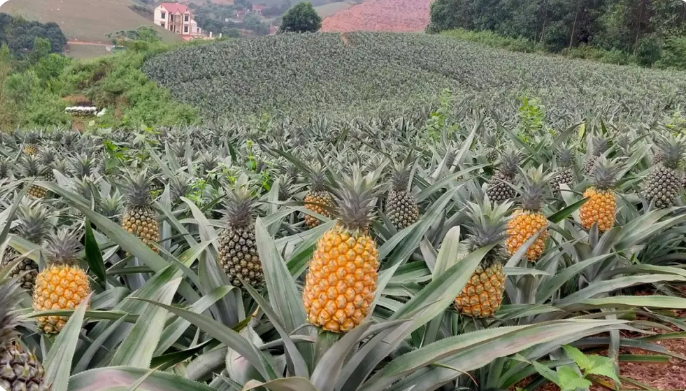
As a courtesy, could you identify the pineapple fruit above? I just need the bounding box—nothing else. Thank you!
[583,136,609,175]
[121,171,160,252]
[33,230,91,334]
[217,186,263,288]
[0,278,49,390]
[551,144,575,195]
[18,156,48,199]
[38,150,56,182]
[303,168,379,333]
[455,200,510,318]
[304,164,333,228]
[385,161,419,230]
[486,149,520,203]
[1,200,53,292]
[506,167,551,262]
[485,131,498,162]
[580,157,621,232]
[23,132,39,156]
[644,135,685,209]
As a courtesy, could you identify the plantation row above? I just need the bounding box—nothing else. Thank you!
[1,115,686,390]
[143,32,686,125]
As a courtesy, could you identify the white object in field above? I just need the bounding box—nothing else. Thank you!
[65,106,99,115]
[97,108,107,117]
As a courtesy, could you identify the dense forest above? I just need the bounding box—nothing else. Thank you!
[0,13,67,57]
[428,0,686,66]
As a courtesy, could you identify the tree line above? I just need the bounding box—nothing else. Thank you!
[428,0,686,66]
[0,13,67,58]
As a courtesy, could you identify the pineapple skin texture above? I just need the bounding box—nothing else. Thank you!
[580,187,616,232]
[304,191,333,228]
[33,265,90,334]
[454,262,505,318]
[28,185,47,199]
[23,145,38,156]
[0,344,49,391]
[303,226,379,333]
[122,206,160,252]
[506,210,548,262]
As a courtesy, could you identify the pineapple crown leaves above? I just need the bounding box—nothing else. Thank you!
[515,166,554,212]
[590,136,610,157]
[99,192,123,219]
[655,134,685,169]
[223,184,257,229]
[24,131,39,145]
[389,153,416,192]
[557,144,575,168]
[0,278,22,348]
[39,150,56,167]
[333,165,380,232]
[309,162,329,192]
[590,157,624,190]
[70,153,100,178]
[17,155,47,178]
[46,229,83,266]
[498,148,521,177]
[0,158,10,179]
[170,173,194,202]
[16,199,54,244]
[465,198,512,251]
[121,169,154,208]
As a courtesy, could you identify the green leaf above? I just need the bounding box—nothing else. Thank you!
[84,220,107,287]
[242,378,318,391]
[585,356,621,385]
[311,323,373,391]
[74,315,127,373]
[557,366,590,391]
[531,360,560,385]
[570,296,686,310]
[536,254,613,303]
[431,226,460,278]
[562,345,591,370]
[44,294,91,391]
[68,367,215,391]
[548,197,589,224]
[134,298,277,381]
[111,279,182,368]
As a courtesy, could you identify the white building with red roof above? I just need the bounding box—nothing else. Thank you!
[154,3,202,37]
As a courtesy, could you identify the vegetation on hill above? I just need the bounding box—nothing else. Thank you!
[0,13,67,57]
[279,2,322,33]
[143,32,686,124]
[428,0,686,68]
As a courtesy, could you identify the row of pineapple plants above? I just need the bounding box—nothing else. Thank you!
[0,119,684,391]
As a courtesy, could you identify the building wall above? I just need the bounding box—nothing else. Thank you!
[153,6,169,29]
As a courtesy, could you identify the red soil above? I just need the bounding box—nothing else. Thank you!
[321,0,431,33]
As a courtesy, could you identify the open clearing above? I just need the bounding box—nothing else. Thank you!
[321,0,430,33]
[315,1,355,18]
[0,0,180,44]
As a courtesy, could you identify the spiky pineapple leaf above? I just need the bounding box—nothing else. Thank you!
[243,378,318,391]
[85,219,107,287]
[68,367,214,391]
[536,254,614,303]
[548,197,589,224]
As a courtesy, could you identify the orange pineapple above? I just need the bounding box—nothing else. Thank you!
[580,157,621,232]
[304,163,334,228]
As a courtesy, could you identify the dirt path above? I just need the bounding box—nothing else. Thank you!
[340,32,350,46]
[67,40,111,46]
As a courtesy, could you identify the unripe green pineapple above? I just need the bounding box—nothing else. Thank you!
[486,148,519,203]
[23,131,40,156]
[644,135,685,209]
[217,185,263,288]
[1,199,53,292]
[121,171,160,252]
[0,278,49,390]
[484,131,499,162]
[551,144,575,195]
[583,136,609,175]
[18,156,48,199]
[385,160,419,230]
[38,150,56,182]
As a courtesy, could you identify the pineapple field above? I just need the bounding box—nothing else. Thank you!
[2,114,686,391]
[142,32,686,123]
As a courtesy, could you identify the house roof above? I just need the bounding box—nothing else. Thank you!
[159,3,190,14]
[252,4,267,10]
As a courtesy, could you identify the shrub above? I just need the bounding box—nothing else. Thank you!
[655,37,686,70]
[635,36,662,67]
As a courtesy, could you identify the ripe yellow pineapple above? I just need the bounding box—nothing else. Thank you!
[18,156,48,199]
[33,230,91,334]
[121,170,160,252]
[580,157,621,232]
[218,185,263,288]
[455,200,511,318]
[304,164,333,228]
[0,278,49,390]
[23,132,39,156]
[506,166,553,262]
[303,167,379,333]
[385,159,419,230]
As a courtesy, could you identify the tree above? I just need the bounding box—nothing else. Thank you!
[30,37,51,64]
[279,2,321,33]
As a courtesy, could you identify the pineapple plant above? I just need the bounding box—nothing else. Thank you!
[0,278,49,390]
[38,150,56,182]
[485,131,499,162]
[583,136,610,174]
[302,168,379,333]
[505,167,552,262]
[644,135,685,209]
[304,164,334,228]
[385,160,419,230]
[121,171,160,252]
[18,156,48,199]
[486,148,520,203]
[1,200,53,292]
[99,192,124,221]
[580,157,621,232]
[70,153,100,179]
[23,132,39,156]
[217,185,263,288]
[551,144,575,195]
[33,229,91,334]
[454,199,510,318]
[0,158,11,180]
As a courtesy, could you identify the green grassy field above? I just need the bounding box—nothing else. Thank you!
[315,1,354,18]
[0,0,181,44]
[65,44,111,59]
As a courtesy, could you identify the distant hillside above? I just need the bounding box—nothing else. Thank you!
[0,0,181,44]
[321,0,430,33]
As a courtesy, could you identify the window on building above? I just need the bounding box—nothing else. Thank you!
[185,14,189,22]
[161,11,166,19]
[184,25,189,33]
